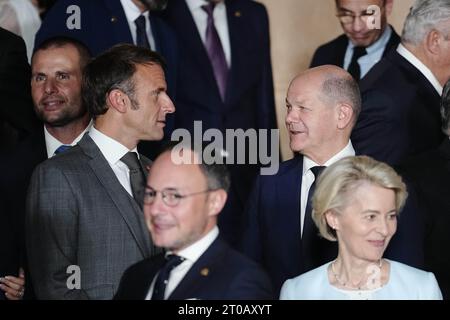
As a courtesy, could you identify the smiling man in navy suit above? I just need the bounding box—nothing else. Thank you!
[240,65,424,294]
[115,144,273,300]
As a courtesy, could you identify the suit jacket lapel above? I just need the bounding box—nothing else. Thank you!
[169,237,225,299]
[277,157,304,271]
[103,0,134,44]
[78,135,153,257]
[168,0,223,103]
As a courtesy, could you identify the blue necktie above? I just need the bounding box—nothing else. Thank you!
[54,144,71,155]
[135,15,151,49]
[202,3,228,101]
[151,254,185,300]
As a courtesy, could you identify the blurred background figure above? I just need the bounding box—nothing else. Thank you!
[0,0,42,61]
[31,0,58,20]
[280,156,442,300]
[310,0,399,81]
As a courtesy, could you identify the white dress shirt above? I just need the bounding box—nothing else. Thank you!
[88,126,139,197]
[44,120,93,158]
[344,26,393,79]
[120,0,156,50]
[145,226,220,300]
[185,0,231,67]
[397,43,443,95]
[300,141,356,236]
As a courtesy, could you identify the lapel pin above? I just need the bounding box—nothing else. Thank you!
[111,16,117,23]
[200,268,209,276]
[235,11,241,17]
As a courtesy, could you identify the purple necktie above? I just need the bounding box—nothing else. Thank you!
[202,3,228,101]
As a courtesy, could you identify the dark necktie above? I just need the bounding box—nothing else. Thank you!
[151,254,185,300]
[54,144,71,155]
[121,152,146,209]
[347,46,367,81]
[303,165,334,272]
[135,15,151,49]
[202,3,228,101]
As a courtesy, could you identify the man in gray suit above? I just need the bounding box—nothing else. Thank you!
[26,44,175,299]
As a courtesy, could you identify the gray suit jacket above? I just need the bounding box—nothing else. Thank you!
[26,134,159,299]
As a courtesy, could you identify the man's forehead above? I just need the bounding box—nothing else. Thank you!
[337,0,384,12]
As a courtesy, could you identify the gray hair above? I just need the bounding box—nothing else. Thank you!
[319,75,362,126]
[441,80,450,136]
[402,0,450,45]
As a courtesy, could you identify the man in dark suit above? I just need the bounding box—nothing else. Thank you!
[0,27,39,154]
[160,0,277,245]
[310,0,400,81]
[115,144,273,300]
[351,0,450,166]
[398,81,450,300]
[34,0,178,159]
[26,44,175,299]
[240,65,424,294]
[0,36,92,300]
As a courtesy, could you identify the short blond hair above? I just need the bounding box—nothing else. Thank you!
[312,156,407,241]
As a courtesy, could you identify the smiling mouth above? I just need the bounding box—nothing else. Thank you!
[42,100,65,110]
[368,240,385,247]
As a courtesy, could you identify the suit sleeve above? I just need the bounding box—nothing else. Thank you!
[0,29,37,134]
[351,89,409,166]
[26,163,89,300]
[226,264,274,300]
[255,5,277,133]
[239,176,264,264]
[384,182,425,269]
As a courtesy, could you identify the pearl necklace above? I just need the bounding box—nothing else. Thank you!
[331,259,383,290]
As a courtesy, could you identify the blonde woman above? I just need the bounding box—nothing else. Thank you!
[280,156,442,300]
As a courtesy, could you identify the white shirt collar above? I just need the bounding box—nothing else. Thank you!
[303,140,355,176]
[88,126,138,166]
[348,25,392,54]
[397,43,443,95]
[120,0,149,22]
[186,0,224,11]
[44,120,93,158]
[169,226,219,263]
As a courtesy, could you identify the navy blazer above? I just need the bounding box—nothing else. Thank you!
[34,0,177,93]
[0,130,47,300]
[398,139,450,299]
[161,0,277,244]
[114,236,273,300]
[240,155,425,294]
[351,50,444,166]
[310,26,400,70]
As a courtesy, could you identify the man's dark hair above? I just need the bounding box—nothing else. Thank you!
[32,36,92,70]
[82,43,166,117]
[160,142,231,193]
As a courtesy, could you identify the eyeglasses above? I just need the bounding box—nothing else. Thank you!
[144,187,216,207]
[336,10,378,25]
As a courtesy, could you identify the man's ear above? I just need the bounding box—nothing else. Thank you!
[425,29,444,58]
[106,89,129,113]
[384,0,394,16]
[336,103,354,129]
[208,189,227,218]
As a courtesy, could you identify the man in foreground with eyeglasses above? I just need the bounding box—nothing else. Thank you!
[114,144,273,300]
[310,0,399,81]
